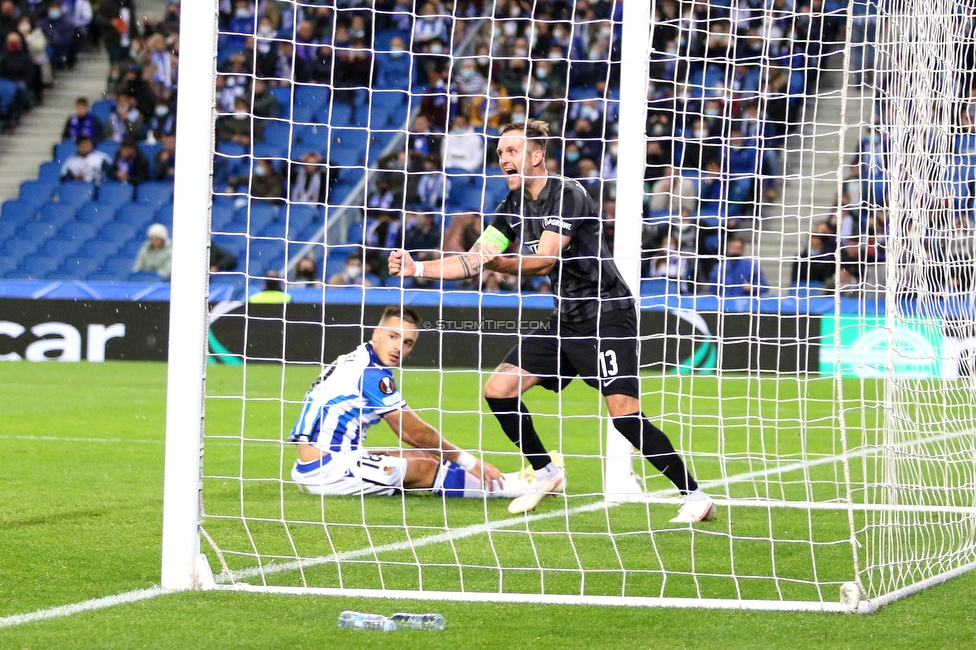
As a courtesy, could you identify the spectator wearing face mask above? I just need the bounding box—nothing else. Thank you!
[106,93,144,141]
[226,159,284,200]
[216,97,264,146]
[709,236,769,299]
[40,1,77,70]
[0,32,36,112]
[225,0,255,54]
[412,1,450,53]
[17,16,51,93]
[147,98,176,139]
[327,252,374,287]
[376,35,411,90]
[291,256,322,289]
[562,142,582,177]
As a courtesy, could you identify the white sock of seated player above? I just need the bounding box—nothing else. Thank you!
[431,460,527,498]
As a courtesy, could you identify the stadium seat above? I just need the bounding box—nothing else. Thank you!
[135,181,174,210]
[17,255,61,278]
[1,236,42,260]
[295,124,330,151]
[258,218,287,239]
[40,200,78,225]
[0,78,17,121]
[2,198,37,225]
[246,238,286,272]
[0,255,21,277]
[79,239,122,260]
[368,132,397,160]
[96,140,120,160]
[91,98,114,124]
[99,255,135,277]
[263,121,292,146]
[53,139,76,165]
[57,220,99,242]
[37,234,83,258]
[212,234,247,261]
[57,256,103,278]
[294,85,331,115]
[328,102,354,127]
[128,270,166,282]
[211,203,236,232]
[76,202,117,224]
[116,203,157,228]
[94,220,140,243]
[332,128,368,153]
[236,201,279,234]
[38,161,62,184]
[0,217,20,242]
[19,180,56,209]
[269,87,292,119]
[346,220,364,245]
[16,220,58,242]
[155,202,173,223]
[55,181,96,208]
[291,102,316,125]
[97,181,135,207]
[216,141,247,159]
[253,141,288,160]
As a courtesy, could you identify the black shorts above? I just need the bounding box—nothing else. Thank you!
[501,307,640,398]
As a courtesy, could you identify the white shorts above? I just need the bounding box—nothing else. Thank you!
[291,450,408,497]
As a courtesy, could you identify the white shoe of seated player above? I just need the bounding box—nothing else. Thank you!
[670,491,716,524]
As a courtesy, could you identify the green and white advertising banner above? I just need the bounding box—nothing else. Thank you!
[820,315,944,378]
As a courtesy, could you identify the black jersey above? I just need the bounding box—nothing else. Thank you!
[489,175,635,326]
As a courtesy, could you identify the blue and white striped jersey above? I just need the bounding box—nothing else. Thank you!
[287,343,406,452]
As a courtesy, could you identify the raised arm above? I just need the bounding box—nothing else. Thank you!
[383,407,504,487]
[488,229,569,278]
[389,242,499,280]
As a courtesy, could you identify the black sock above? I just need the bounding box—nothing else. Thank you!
[612,411,698,495]
[485,396,551,471]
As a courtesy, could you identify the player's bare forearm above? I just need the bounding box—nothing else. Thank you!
[384,408,460,459]
[487,230,566,277]
[390,245,497,280]
[488,254,556,277]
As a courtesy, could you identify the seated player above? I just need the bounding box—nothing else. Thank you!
[288,305,543,500]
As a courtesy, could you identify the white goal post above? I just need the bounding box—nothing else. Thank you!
[159,0,976,614]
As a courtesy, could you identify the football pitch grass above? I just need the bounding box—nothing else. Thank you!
[2,361,976,649]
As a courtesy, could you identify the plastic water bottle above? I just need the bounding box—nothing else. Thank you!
[337,610,397,632]
[390,612,446,630]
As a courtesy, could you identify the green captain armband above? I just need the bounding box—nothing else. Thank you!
[476,225,513,251]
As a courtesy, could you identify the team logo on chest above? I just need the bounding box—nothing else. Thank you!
[378,376,396,395]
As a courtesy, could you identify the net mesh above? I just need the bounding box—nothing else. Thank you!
[193,0,976,609]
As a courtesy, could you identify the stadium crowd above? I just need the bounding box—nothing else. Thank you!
[14,0,973,297]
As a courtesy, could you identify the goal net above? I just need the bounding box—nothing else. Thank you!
[160,0,976,613]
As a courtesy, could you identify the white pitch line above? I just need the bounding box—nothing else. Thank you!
[221,499,613,582]
[0,587,170,629]
[0,435,165,445]
[4,426,975,628]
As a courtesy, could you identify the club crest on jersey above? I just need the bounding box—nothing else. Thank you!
[378,376,396,395]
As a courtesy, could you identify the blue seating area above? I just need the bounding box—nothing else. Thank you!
[0,0,845,293]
